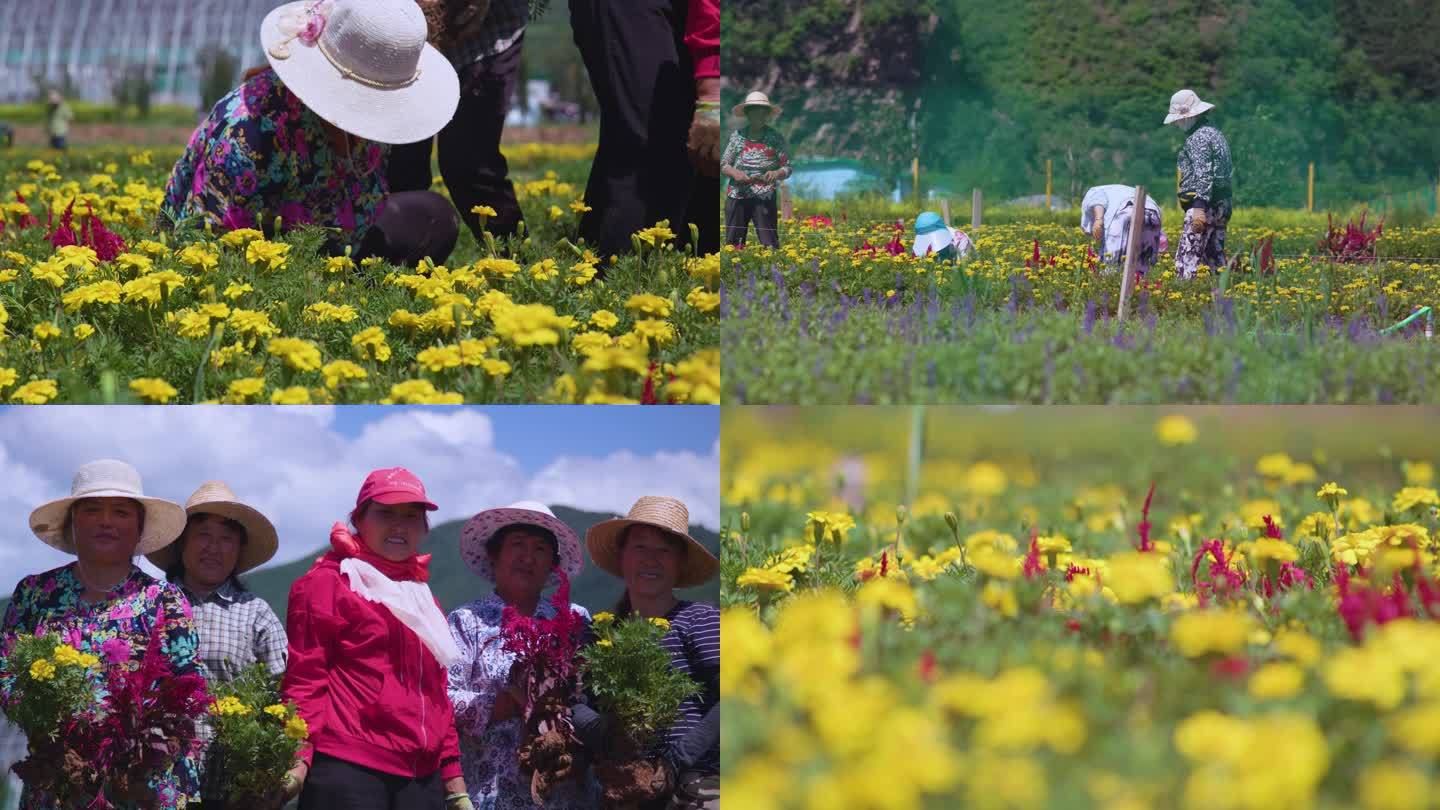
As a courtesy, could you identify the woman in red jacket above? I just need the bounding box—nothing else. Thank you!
[281,468,473,810]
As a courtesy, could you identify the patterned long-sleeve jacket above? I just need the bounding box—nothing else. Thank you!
[1177,122,1233,209]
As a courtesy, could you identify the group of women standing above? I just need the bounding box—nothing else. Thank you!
[0,460,719,810]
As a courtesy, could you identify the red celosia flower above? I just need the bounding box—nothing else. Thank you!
[1190,539,1247,607]
[1135,483,1156,552]
[879,550,888,578]
[1211,656,1250,680]
[1022,530,1044,579]
[917,649,938,684]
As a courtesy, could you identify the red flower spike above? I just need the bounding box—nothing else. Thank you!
[1136,483,1156,552]
[1022,529,1044,579]
[879,550,889,578]
[917,649,938,684]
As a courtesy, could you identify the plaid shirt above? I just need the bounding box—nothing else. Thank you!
[183,580,288,759]
[448,0,528,68]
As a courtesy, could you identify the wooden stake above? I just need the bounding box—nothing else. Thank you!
[972,188,982,230]
[940,199,951,227]
[1045,159,1052,210]
[1307,162,1315,212]
[780,183,793,221]
[1117,185,1146,321]
[912,157,920,202]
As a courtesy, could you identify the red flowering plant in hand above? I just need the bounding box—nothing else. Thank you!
[500,567,588,804]
[10,612,209,808]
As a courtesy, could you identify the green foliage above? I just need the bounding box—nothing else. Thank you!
[0,633,99,740]
[581,615,698,753]
[206,663,306,805]
[197,47,240,115]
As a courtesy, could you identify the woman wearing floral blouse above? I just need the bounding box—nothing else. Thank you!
[159,0,463,266]
[721,91,791,249]
[146,480,288,806]
[0,459,200,809]
[449,501,596,809]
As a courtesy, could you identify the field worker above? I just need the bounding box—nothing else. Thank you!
[1080,184,1167,276]
[45,90,73,151]
[584,496,721,810]
[390,0,530,243]
[145,482,289,806]
[159,0,462,267]
[281,468,472,810]
[912,211,974,262]
[3,460,202,808]
[571,0,721,258]
[721,91,790,249]
[448,502,597,808]
[1165,89,1233,279]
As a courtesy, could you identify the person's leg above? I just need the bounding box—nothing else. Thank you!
[298,754,389,810]
[753,195,779,248]
[570,0,696,258]
[1203,199,1231,269]
[438,37,526,242]
[723,197,749,247]
[387,138,437,194]
[1175,206,1206,280]
[357,191,461,267]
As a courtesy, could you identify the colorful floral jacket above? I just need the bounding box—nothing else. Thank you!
[721,126,792,201]
[1177,121,1234,209]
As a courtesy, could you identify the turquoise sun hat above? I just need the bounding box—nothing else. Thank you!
[913,211,955,257]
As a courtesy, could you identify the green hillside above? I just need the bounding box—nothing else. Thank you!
[244,506,720,618]
[725,0,1440,209]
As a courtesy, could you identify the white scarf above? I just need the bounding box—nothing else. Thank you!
[339,557,462,667]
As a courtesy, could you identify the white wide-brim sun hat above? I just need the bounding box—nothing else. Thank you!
[30,459,187,556]
[913,228,955,257]
[261,0,459,145]
[1164,88,1215,126]
[732,90,782,120]
[460,501,584,586]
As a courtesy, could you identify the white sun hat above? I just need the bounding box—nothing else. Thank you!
[261,0,460,145]
[460,501,584,585]
[732,90,782,120]
[30,460,187,556]
[1164,89,1215,126]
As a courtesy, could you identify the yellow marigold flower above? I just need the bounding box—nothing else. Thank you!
[30,259,67,288]
[270,386,313,405]
[54,245,98,271]
[223,377,266,403]
[267,337,323,372]
[219,228,264,248]
[471,204,498,220]
[326,256,355,274]
[223,282,254,300]
[1256,452,1294,479]
[649,617,671,631]
[11,379,59,404]
[736,567,793,593]
[1154,414,1197,446]
[597,638,613,647]
[473,257,520,279]
[177,244,219,271]
[51,644,83,667]
[245,239,291,271]
[631,318,676,346]
[29,659,56,681]
[351,326,393,362]
[264,704,288,720]
[569,199,592,214]
[1402,460,1435,486]
[1106,552,1173,604]
[321,360,367,389]
[982,581,1018,617]
[548,205,564,220]
[634,220,676,247]
[685,286,720,313]
[1393,487,1439,514]
[592,612,614,625]
[129,378,179,404]
[529,258,560,281]
[383,379,462,405]
[417,345,462,373]
[0,368,16,390]
[568,262,597,286]
[1356,762,1428,810]
[589,309,620,331]
[1249,662,1305,699]
[305,302,360,324]
[964,462,1008,497]
[665,349,720,404]
[493,303,569,347]
[481,358,511,378]
[1324,647,1405,710]
[625,293,673,318]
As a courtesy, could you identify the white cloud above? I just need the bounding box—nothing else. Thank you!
[0,407,716,592]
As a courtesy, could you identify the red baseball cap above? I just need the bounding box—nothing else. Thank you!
[356,467,438,511]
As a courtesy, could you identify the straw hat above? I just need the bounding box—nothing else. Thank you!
[1164,89,1214,126]
[29,460,187,556]
[261,0,460,145]
[146,481,280,576]
[732,90,782,120]
[586,496,719,589]
[460,501,584,585]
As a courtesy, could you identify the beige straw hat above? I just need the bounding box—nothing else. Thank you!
[261,0,460,145]
[732,90,782,120]
[30,460,187,556]
[146,481,280,576]
[1164,89,1215,126]
[586,496,719,589]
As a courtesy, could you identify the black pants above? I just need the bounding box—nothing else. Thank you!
[298,753,445,810]
[569,0,719,257]
[389,37,525,242]
[352,190,460,267]
[724,196,778,248]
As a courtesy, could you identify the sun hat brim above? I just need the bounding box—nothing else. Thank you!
[260,2,460,145]
[460,507,584,585]
[912,229,953,258]
[30,492,188,556]
[1163,99,1214,126]
[145,501,279,576]
[732,101,781,119]
[585,517,719,589]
